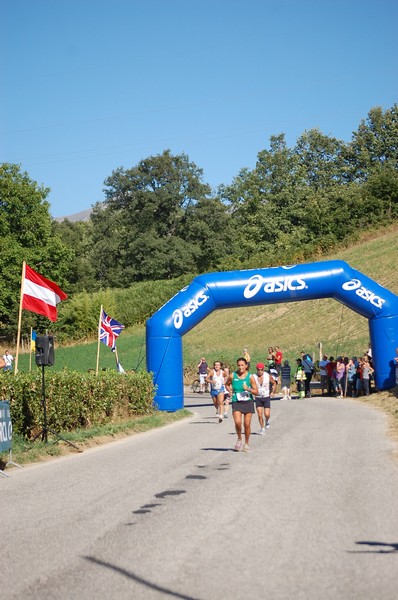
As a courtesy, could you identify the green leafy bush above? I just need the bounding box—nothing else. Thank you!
[0,370,155,437]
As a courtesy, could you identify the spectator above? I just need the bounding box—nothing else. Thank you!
[2,349,14,372]
[394,348,398,385]
[355,358,364,396]
[267,347,275,366]
[346,357,358,397]
[318,354,329,396]
[326,356,336,395]
[197,357,209,394]
[274,346,283,376]
[301,353,314,397]
[280,360,292,400]
[361,357,374,396]
[295,359,306,399]
[243,348,251,369]
[334,357,345,398]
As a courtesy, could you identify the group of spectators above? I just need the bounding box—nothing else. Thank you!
[317,352,375,398]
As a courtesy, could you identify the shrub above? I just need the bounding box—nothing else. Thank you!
[0,370,155,437]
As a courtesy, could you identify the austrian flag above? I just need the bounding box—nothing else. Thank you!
[22,264,67,322]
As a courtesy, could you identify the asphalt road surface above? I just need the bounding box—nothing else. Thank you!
[1,392,398,599]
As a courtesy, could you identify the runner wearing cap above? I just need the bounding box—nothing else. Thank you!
[253,362,276,435]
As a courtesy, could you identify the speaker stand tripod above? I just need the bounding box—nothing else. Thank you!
[31,365,81,452]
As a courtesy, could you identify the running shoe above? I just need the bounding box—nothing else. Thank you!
[224,412,228,418]
[259,428,265,435]
[234,440,242,452]
[265,420,270,429]
[218,415,223,423]
[243,444,250,452]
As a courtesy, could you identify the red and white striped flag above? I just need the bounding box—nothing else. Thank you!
[22,264,67,322]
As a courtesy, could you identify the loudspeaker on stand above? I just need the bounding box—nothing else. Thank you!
[35,335,55,367]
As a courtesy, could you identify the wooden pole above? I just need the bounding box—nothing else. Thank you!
[96,305,102,375]
[14,261,26,375]
[29,327,32,372]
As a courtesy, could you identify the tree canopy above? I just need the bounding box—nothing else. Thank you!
[2,103,398,340]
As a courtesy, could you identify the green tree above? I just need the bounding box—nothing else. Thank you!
[52,219,97,292]
[0,163,73,335]
[89,150,212,285]
[345,104,398,180]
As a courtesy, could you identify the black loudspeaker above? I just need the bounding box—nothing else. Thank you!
[35,335,55,366]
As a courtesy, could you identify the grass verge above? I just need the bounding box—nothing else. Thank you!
[0,408,192,470]
[353,388,398,452]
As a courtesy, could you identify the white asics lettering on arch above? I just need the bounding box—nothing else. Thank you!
[173,291,209,329]
[243,274,307,299]
[342,278,385,309]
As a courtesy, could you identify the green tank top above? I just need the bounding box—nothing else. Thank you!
[231,371,252,402]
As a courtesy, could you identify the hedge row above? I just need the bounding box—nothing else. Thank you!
[0,370,155,437]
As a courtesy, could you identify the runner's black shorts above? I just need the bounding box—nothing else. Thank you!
[232,399,255,414]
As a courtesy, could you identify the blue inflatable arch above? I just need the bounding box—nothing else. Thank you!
[146,260,398,411]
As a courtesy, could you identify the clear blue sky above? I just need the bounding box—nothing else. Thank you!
[2,0,397,218]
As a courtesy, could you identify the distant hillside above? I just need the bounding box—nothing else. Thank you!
[54,207,92,223]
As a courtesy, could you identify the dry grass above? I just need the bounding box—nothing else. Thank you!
[354,387,398,459]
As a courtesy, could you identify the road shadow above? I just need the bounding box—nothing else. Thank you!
[201,447,234,452]
[84,556,202,599]
[348,540,398,554]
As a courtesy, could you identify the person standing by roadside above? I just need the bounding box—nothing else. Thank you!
[206,361,225,422]
[361,357,374,396]
[334,357,345,398]
[301,353,314,397]
[394,348,398,385]
[243,348,251,369]
[267,347,275,367]
[281,360,292,400]
[318,354,329,396]
[295,359,307,398]
[197,357,209,394]
[2,349,14,372]
[252,363,276,435]
[326,356,336,395]
[274,346,283,377]
[226,357,258,452]
[346,357,358,397]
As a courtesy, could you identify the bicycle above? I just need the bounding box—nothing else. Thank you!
[191,378,210,393]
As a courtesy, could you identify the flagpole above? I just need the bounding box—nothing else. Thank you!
[114,345,119,370]
[96,305,102,375]
[15,261,26,375]
[29,326,32,372]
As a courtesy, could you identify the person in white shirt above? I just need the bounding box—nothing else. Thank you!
[2,349,14,372]
[253,363,276,435]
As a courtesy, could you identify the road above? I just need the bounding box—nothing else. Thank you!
[1,393,398,599]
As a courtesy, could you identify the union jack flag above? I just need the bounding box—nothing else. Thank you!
[100,309,125,351]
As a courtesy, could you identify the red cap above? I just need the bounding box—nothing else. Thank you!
[256,363,265,369]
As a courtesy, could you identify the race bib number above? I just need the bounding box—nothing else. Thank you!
[236,391,250,402]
